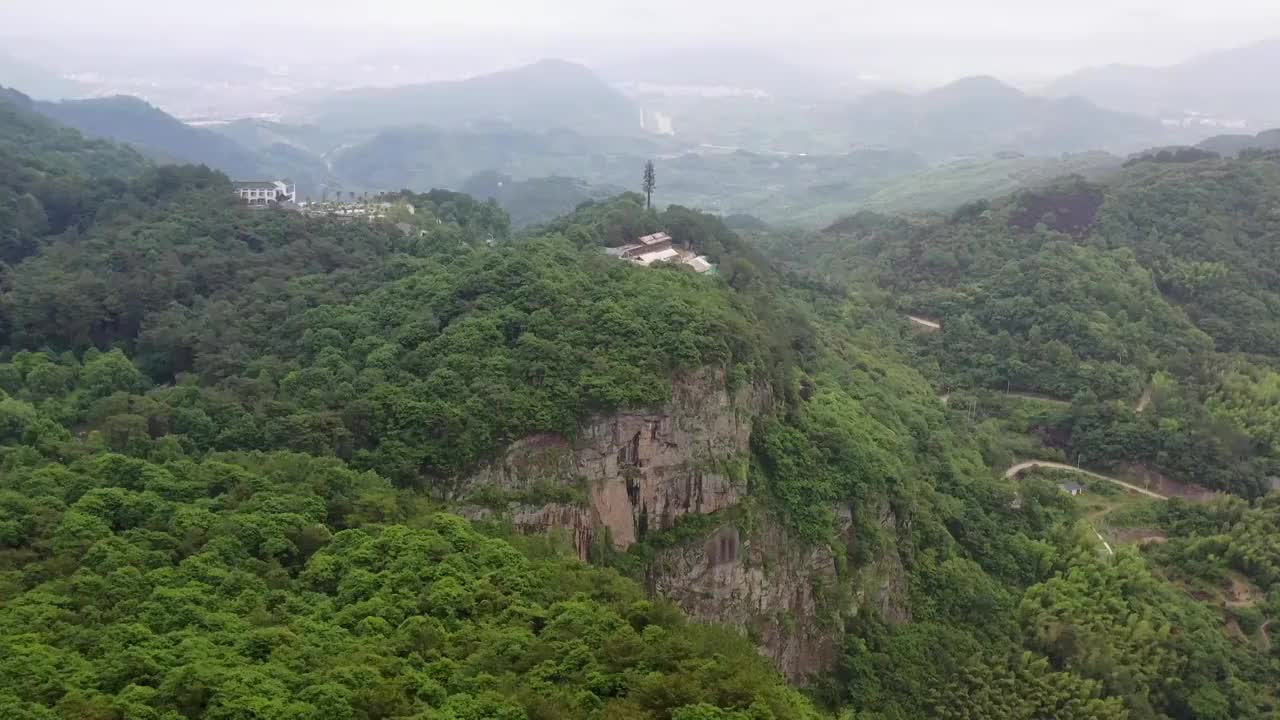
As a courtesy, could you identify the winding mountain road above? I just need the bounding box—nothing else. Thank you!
[1004,460,1169,500]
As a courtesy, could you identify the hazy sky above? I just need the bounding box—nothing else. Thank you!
[6,0,1280,84]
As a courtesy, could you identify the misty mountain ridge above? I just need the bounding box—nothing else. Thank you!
[1048,37,1280,128]
[298,59,643,137]
[602,47,878,99]
[832,74,1168,158]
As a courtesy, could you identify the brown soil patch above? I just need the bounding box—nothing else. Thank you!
[1116,463,1219,502]
[1008,182,1105,237]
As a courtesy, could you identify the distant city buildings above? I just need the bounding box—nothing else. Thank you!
[233,179,297,206]
[605,232,716,274]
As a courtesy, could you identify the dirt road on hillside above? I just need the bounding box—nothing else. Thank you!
[1004,460,1169,500]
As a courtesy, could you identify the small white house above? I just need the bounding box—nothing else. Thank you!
[233,180,296,206]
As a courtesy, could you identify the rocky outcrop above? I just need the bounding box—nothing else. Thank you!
[646,513,846,682]
[456,365,911,683]
[457,367,769,558]
[645,499,911,683]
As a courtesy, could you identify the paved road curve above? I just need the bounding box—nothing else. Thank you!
[1004,460,1169,500]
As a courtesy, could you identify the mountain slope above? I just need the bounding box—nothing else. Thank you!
[31,95,266,177]
[302,59,643,136]
[0,88,149,263]
[831,76,1169,157]
[1,96,1276,720]
[1049,38,1280,128]
[776,153,1280,497]
[0,88,147,180]
[27,95,342,195]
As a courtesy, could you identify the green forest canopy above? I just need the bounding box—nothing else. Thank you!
[770,156,1280,497]
[1,92,1278,720]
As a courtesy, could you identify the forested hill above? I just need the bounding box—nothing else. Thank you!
[0,94,835,717]
[2,93,1278,720]
[0,88,147,180]
[0,89,150,265]
[773,153,1280,497]
[0,88,341,196]
[31,94,263,177]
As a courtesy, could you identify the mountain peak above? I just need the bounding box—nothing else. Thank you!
[926,76,1025,101]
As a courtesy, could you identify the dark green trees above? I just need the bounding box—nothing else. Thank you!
[643,160,656,210]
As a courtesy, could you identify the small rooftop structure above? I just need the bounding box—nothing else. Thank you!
[1059,482,1085,496]
[605,231,716,274]
[685,256,713,274]
[616,232,674,259]
[634,247,681,266]
[637,232,672,246]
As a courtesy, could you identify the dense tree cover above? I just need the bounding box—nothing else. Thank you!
[1094,160,1280,356]
[2,181,791,494]
[1,102,1275,720]
[1019,552,1273,720]
[460,171,621,228]
[2,168,410,353]
[0,121,829,717]
[381,188,512,243]
[0,91,148,264]
[1141,493,1280,593]
[768,157,1280,496]
[740,161,1280,718]
[0,443,821,719]
[730,287,1276,719]
[0,89,147,180]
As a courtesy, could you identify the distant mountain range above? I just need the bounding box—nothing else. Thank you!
[1047,38,1280,129]
[297,59,644,137]
[829,76,1171,158]
[601,47,874,99]
[1,51,1250,226]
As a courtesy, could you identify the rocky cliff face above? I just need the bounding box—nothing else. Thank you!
[645,500,911,683]
[457,367,769,558]
[645,514,846,682]
[457,366,911,683]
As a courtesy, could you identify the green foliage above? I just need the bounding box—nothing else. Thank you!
[461,171,621,228]
[1146,494,1280,592]
[929,652,1129,720]
[1020,551,1273,719]
[2,175,787,494]
[774,158,1280,496]
[2,96,1276,720]
[0,448,821,719]
[754,384,905,545]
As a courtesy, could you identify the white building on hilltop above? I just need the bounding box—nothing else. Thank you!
[233,180,296,206]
